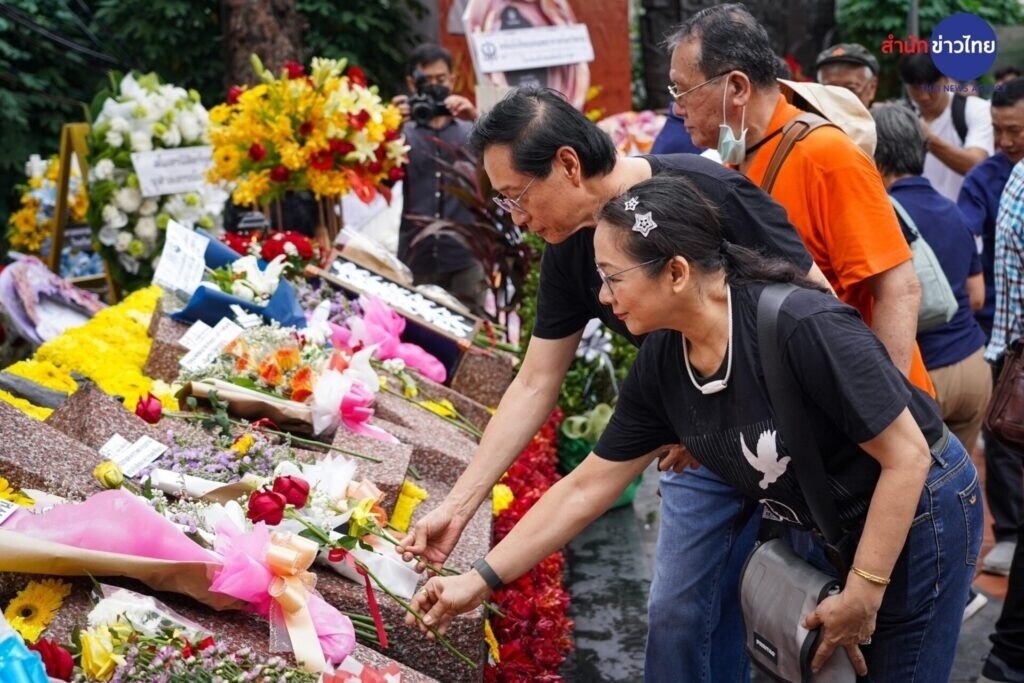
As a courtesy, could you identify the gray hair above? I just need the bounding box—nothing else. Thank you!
[815,64,875,85]
[666,3,777,88]
[871,104,927,177]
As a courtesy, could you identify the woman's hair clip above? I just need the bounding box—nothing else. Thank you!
[624,196,640,211]
[632,211,658,238]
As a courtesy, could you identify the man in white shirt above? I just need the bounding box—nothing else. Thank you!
[899,53,994,201]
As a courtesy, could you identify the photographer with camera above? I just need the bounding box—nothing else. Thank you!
[391,44,486,311]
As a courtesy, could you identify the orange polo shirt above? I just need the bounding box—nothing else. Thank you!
[745,95,935,396]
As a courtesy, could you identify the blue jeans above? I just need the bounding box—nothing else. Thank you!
[646,465,759,682]
[791,433,983,681]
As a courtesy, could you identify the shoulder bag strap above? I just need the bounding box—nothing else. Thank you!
[757,283,849,572]
[951,94,968,145]
[888,195,921,240]
[758,113,833,194]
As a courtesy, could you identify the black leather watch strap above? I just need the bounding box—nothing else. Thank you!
[472,558,504,590]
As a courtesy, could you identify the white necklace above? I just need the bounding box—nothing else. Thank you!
[682,285,733,395]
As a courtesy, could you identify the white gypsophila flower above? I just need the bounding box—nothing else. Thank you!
[138,198,159,216]
[109,117,130,134]
[130,131,153,152]
[97,224,121,246]
[101,204,128,229]
[115,231,133,253]
[160,125,182,148]
[382,358,407,374]
[134,216,158,242]
[92,159,116,182]
[114,187,143,214]
[105,130,124,148]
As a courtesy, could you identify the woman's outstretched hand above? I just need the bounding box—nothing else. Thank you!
[405,571,491,638]
[803,583,883,676]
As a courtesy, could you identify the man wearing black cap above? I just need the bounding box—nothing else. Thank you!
[815,42,879,108]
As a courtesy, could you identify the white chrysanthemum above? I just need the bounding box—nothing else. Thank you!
[177,112,201,143]
[160,125,182,148]
[118,253,140,274]
[109,117,130,134]
[138,198,159,216]
[105,130,124,148]
[97,224,121,246]
[101,204,128,229]
[92,159,116,181]
[114,187,143,213]
[134,216,158,242]
[130,131,153,152]
[114,231,133,252]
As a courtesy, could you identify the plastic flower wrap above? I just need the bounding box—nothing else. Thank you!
[206,56,408,207]
[6,154,101,278]
[86,72,229,292]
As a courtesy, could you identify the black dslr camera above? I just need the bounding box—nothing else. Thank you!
[408,71,451,126]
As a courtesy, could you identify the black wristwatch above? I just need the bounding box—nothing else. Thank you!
[472,558,505,590]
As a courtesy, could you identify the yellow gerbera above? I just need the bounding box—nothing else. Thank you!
[0,477,33,507]
[3,579,73,643]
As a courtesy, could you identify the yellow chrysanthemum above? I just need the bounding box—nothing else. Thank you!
[484,618,501,663]
[6,360,78,395]
[208,103,232,125]
[491,483,514,517]
[3,579,73,643]
[390,479,429,533]
[0,477,33,507]
[233,169,272,206]
[0,390,52,421]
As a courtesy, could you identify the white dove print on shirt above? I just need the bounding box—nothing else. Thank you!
[740,430,790,489]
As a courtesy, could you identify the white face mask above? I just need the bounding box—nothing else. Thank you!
[717,76,748,164]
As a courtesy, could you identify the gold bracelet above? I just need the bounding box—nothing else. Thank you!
[850,566,891,586]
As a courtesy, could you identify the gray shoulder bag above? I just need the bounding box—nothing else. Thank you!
[739,283,858,683]
[888,195,958,332]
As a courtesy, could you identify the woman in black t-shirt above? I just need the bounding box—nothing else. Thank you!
[407,176,982,680]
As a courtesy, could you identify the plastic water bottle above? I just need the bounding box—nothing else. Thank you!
[0,613,48,683]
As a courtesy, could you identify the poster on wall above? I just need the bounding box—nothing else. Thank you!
[463,0,593,109]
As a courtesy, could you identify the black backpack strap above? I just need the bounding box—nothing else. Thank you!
[951,94,968,145]
[757,283,850,575]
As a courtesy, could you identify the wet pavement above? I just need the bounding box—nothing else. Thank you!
[562,461,1005,682]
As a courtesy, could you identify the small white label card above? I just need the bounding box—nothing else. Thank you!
[0,499,20,526]
[131,146,213,198]
[99,433,169,478]
[153,220,210,297]
[177,320,213,351]
[469,24,594,74]
[230,304,263,329]
[179,317,243,373]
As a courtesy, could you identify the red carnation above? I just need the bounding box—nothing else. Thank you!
[248,142,267,162]
[384,129,400,142]
[134,393,163,424]
[388,167,405,182]
[349,111,370,131]
[367,160,383,174]
[330,139,355,156]
[227,85,243,105]
[310,149,334,171]
[347,65,367,88]
[271,475,310,508]
[247,489,288,525]
[284,61,305,79]
[299,120,314,137]
[270,166,290,183]
[28,639,74,680]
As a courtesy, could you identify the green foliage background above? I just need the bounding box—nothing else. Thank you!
[0,0,426,243]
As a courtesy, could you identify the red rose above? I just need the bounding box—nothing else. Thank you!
[222,232,251,256]
[271,475,310,508]
[248,143,266,162]
[348,111,370,130]
[227,85,243,105]
[310,149,333,171]
[347,65,367,88]
[270,166,290,183]
[134,393,163,424]
[388,167,405,182]
[284,61,305,79]
[384,129,400,142]
[329,139,355,156]
[247,489,287,525]
[367,160,383,174]
[299,121,314,137]
[28,639,74,680]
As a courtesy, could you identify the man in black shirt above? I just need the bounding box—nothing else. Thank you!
[398,87,828,681]
[392,44,486,311]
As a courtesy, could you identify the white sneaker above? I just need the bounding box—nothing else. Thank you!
[983,541,1017,576]
[964,588,988,622]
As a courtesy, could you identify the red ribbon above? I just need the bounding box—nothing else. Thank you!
[251,417,280,431]
[356,565,389,649]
